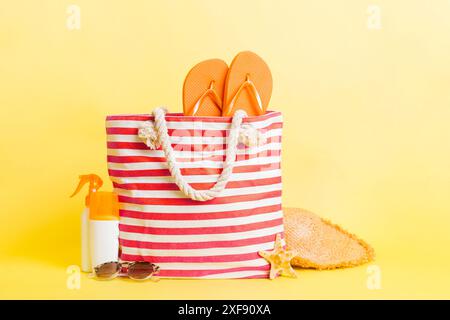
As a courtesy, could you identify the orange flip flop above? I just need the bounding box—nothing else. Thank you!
[183,59,228,116]
[222,51,273,117]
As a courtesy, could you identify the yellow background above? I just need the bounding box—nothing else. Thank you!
[1,0,449,299]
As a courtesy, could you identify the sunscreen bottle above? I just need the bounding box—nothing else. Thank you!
[88,191,120,268]
[71,174,112,272]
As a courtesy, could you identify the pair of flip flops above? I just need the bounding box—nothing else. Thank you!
[183,51,272,117]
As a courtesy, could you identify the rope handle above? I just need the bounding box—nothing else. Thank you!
[148,107,248,201]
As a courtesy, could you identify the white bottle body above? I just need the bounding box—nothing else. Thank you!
[89,219,119,269]
[81,208,91,272]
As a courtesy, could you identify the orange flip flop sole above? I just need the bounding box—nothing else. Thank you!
[183,59,228,117]
[222,51,273,117]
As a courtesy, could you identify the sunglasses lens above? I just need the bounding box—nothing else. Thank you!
[128,262,159,280]
[94,262,121,279]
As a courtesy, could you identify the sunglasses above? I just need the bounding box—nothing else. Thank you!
[90,261,160,281]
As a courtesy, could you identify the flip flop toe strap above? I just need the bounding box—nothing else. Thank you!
[191,81,222,116]
[227,74,264,115]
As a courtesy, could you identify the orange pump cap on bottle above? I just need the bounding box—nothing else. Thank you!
[89,191,119,221]
[70,174,104,206]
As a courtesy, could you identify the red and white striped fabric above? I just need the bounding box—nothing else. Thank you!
[105,109,284,279]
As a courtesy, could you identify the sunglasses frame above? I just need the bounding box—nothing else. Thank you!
[91,261,160,281]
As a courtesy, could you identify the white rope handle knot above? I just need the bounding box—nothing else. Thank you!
[238,123,267,147]
[138,121,160,149]
[149,107,248,201]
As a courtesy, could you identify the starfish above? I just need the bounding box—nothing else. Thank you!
[259,233,298,280]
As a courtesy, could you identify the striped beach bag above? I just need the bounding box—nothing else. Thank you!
[106,107,284,279]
